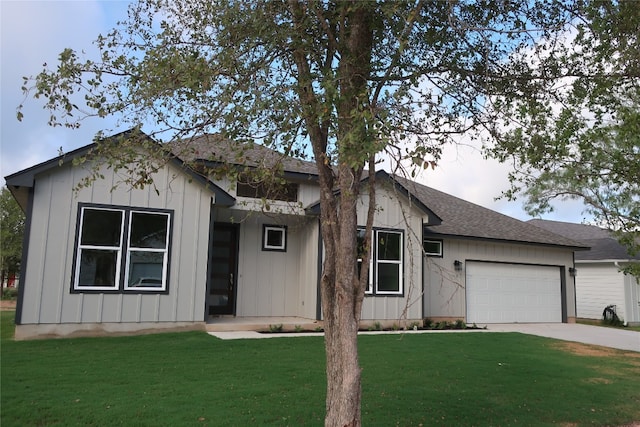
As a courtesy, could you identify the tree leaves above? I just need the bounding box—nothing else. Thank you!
[488,1,640,265]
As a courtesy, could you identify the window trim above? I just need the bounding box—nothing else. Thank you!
[123,210,172,292]
[358,227,404,296]
[374,229,404,295]
[71,203,173,294]
[262,224,287,252]
[423,239,443,257]
[73,206,125,292]
[357,228,374,294]
[236,173,299,202]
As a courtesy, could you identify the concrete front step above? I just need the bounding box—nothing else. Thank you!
[205,316,322,332]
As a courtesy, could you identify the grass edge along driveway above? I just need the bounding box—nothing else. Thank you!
[1,311,639,427]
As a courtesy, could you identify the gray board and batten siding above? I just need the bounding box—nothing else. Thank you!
[6,144,230,339]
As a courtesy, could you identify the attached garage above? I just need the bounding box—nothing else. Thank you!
[466,262,563,324]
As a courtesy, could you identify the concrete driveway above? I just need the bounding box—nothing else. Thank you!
[489,323,640,352]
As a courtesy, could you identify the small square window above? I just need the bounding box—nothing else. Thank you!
[263,225,287,251]
[423,239,443,257]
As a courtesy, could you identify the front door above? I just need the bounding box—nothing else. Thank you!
[208,223,239,315]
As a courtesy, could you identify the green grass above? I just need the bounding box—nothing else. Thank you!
[578,317,640,332]
[2,311,639,427]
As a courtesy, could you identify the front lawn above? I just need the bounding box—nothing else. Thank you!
[2,311,639,426]
[578,317,640,332]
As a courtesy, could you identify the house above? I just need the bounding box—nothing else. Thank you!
[529,219,640,325]
[5,130,587,339]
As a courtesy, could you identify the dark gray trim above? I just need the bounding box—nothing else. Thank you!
[376,171,442,225]
[5,144,96,188]
[261,224,288,252]
[572,252,577,320]
[423,231,589,252]
[364,226,405,297]
[70,202,174,294]
[421,219,425,320]
[560,266,568,323]
[4,129,236,209]
[170,158,235,207]
[423,239,444,257]
[465,259,565,268]
[14,187,34,325]
[304,171,443,224]
[316,219,323,321]
[205,201,216,319]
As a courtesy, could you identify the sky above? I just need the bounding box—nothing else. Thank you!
[0,0,591,224]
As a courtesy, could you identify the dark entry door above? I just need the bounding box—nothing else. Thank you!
[208,223,239,315]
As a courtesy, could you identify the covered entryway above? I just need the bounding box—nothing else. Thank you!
[466,262,563,323]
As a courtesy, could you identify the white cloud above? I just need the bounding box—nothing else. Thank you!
[410,141,591,223]
[0,1,590,224]
[1,0,129,178]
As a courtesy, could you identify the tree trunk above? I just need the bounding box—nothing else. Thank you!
[287,2,373,425]
[322,166,363,427]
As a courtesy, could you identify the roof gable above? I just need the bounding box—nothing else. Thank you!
[304,170,443,223]
[4,129,235,211]
[171,134,319,179]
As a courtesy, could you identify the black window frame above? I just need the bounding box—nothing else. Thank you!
[236,173,299,202]
[71,203,173,294]
[423,239,443,257]
[358,227,404,296]
[262,224,287,252]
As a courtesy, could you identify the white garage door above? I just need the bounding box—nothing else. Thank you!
[466,262,562,323]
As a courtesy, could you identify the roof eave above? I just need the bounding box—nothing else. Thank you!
[422,230,591,251]
[5,128,236,208]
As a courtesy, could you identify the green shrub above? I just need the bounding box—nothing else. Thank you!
[268,323,283,333]
[454,319,466,329]
[1,288,18,300]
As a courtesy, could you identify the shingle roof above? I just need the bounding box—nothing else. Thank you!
[392,175,587,249]
[170,134,319,177]
[3,128,593,250]
[528,219,640,261]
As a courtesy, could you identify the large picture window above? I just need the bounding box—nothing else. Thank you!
[357,228,403,295]
[73,205,172,292]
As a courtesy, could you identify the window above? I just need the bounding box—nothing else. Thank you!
[423,239,443,257]
[357,227,403,295]
[375,231,403,294]
[75,208,124,291]
[237,173,298,202]
[73,205,172,292]
[124,211,171,291]
[356,228,373,293]
[262,225,287,251]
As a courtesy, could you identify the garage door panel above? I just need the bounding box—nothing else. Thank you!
[466,262,562,323]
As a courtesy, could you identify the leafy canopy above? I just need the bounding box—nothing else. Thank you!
[0,187,25,277]
[20,0,577,175]
[489,0,640,269]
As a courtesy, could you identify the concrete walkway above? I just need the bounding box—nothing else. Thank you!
[209,323,640,352]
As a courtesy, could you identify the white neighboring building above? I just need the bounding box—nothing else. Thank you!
[530,220,640,325]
